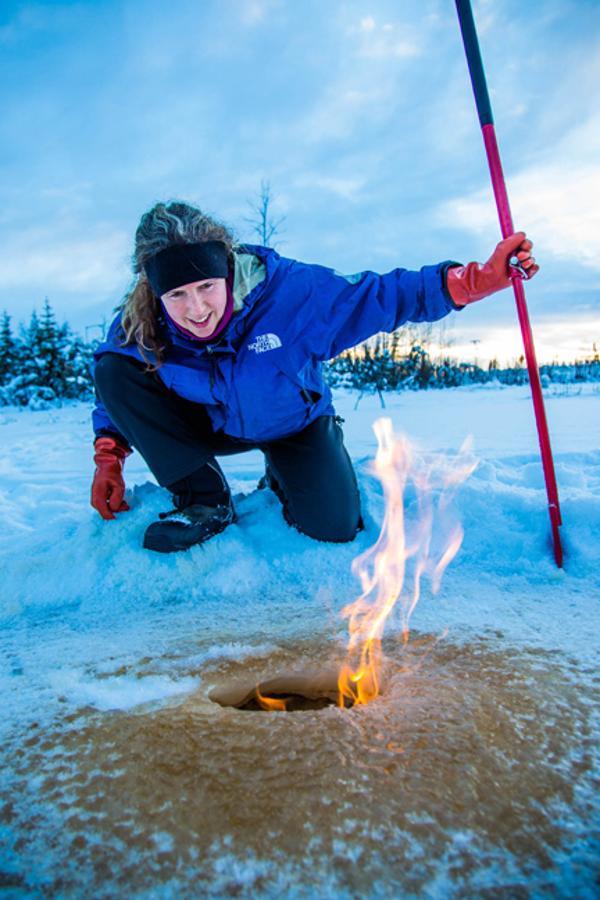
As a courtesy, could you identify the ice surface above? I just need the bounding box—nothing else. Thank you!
[47,669,201,712]
[1,638,598,897]
[1,384,599,896]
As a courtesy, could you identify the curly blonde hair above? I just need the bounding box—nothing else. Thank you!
[119,201,236,369]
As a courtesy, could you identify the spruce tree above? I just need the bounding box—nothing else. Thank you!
[63,330,94,399]
[36,297,67,393]
[0,311,17,386]
[18,310,42,385]
[12,307,60,406]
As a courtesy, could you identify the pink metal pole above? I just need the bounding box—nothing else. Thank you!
[482,125,563,567]
[455,0,563,567]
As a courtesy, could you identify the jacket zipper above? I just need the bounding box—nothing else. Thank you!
[205,344,216,391]
[233,377,246,437]
[205,344,243,435]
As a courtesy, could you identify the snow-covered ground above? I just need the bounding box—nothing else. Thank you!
[1,383,599,897]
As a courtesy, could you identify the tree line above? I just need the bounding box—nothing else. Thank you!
[1,298,599,410]
[0,299,95,409]
[325,332,600,407]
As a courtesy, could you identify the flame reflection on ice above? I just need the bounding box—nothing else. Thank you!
[255,687,287,711]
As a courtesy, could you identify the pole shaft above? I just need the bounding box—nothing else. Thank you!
[455,0,563,566]
[482,124,561,517]
[481,124,513,239]
[455,0,494,126]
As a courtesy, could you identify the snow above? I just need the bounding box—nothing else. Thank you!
[1,382,599,896]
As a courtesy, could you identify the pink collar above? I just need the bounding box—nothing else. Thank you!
[161,274,235,343]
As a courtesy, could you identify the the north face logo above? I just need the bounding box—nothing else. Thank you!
[248,333,282,354]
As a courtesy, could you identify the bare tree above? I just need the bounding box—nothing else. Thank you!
[84,315,107,343]
[245,179,286,248]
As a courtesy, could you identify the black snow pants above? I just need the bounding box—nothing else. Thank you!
[93,353,362,543]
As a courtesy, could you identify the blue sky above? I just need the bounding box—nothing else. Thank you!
[1,0,599,363]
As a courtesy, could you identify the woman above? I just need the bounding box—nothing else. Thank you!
[91,201,538,552]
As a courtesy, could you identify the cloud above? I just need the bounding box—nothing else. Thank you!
[239,0,277,25]
[446,312,600,366]
[293,12,427,146]
[0,225,130,299]
[350,15,422,59]
[433,111,600,272]
[292,172,368,201]
[0,3,85,43]
[300,82,396,143]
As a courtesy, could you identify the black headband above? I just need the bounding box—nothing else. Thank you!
[145,241,229,297]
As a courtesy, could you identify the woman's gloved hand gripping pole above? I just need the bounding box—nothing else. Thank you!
[446,232,538,306]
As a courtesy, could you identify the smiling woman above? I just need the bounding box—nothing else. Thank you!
[90,199,537,554]
[161,278,228,339]
[118,205,236,366]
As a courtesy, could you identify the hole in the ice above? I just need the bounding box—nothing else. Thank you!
[209,669,352,712]
[235,693,339,712]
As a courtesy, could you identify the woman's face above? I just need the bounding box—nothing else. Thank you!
[161,278,227,338]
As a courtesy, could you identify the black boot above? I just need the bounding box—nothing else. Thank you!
[143,462,236,553]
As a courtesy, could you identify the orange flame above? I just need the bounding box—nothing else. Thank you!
[255,687,287,711]
[338,419,476,707]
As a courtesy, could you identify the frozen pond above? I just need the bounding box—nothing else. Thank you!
[2,634,598,897]
[1,384,599,896]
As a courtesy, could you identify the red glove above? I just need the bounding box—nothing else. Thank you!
[91,436,132,521]
[447,232,539,306]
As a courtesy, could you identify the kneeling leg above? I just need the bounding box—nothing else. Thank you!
[263,416,362,543]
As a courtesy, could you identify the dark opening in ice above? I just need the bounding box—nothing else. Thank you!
[235,693,339,712]
[209,669,350,712]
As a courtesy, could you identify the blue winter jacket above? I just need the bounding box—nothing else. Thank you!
[92,244,460,446]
